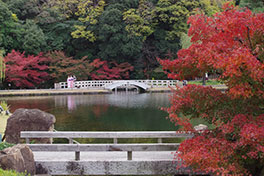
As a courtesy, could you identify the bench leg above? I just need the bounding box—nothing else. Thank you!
[75,151,80,161]
[127,151,132,160]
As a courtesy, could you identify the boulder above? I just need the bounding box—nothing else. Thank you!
[0,144,35,175]
[194,124,208,131]
[4,108,56,144]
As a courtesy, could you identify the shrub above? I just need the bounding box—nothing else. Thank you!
[0,142,14,150]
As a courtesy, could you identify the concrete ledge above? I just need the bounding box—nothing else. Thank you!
[35,160,192,175]
[0,89,111,97]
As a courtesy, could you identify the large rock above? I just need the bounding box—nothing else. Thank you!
[194,124,208,131]
[0,144,35,175]
[4,108,56,144]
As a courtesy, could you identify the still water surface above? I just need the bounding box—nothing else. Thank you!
[3,92,177,131]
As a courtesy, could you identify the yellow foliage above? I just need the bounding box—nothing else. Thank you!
[46,0,105,42]
[71,25,96,42]
[123,0,155,40]
[11,14,18,21]
[72,0,105,41]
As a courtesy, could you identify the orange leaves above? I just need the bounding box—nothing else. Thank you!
[159,4,264,99]
[179,114,264,175]
[159,4,264,175]
[46,51,134,81]
[90,60,134,80]
[179,134,247,175]
[164,85,229,129]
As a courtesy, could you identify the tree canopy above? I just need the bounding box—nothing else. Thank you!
[0,0,261,88]
[159,3,264,175]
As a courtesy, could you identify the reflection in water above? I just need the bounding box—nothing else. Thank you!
[4,93,176,131]
[67,96,77,112]
[54,92,171,111]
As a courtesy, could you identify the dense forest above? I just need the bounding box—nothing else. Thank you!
[0,0,263,88]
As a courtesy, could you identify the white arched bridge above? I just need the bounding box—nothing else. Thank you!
[54,80,179,91]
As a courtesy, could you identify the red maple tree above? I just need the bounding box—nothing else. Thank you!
[90,59,134,80]
[46,51,134,82]
[159,4,264,175]
[46,51,95,82]
[5,50,50,88]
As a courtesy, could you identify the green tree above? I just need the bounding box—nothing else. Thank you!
[22,20,47,55]
[97,2,143,62]
[0,50,5,83]
[0,1,47,55]
[199,0,228,16]
[123,0,155,41]
[0,1,24,54]
[3,0,42,20]
[239,0,264,13]
[71,0,106,42]
[153,0,200,40]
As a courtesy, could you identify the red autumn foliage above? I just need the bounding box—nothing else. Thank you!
[159,4,264,176]
[5,50,50,88]
[90,59,134,80]
[46,51,94,82]
[159,4,264,98]
[46,51,134,82]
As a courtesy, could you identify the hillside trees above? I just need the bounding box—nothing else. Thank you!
[123,0,202,77]
[0,0,233,87]
[159,4,264,175]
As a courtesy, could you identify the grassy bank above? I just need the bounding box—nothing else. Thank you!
[0,168,27,176]
[0,114,9,136]
[188,79,223,85]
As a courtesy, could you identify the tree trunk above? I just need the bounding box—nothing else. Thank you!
[202,75,206,86]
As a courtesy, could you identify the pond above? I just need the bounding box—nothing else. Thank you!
[3,92,178,131]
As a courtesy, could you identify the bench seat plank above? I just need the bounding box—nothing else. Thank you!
[21,131,193,138]
[28,143,180,152]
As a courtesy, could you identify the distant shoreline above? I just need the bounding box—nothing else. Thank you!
[0,85,227,97]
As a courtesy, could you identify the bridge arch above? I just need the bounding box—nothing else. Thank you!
[104,81,151,91]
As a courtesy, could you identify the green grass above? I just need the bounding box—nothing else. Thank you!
[0,114,9,135]
[188,79,223,85]
[0,101,10,111]
[0,168,28,176]
[0,142,14,150]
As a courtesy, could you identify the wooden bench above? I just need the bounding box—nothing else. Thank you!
[20,131,196,175]
[21,131,193,161]
[21,131,192,160]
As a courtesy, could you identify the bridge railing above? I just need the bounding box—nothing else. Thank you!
[54,80,179,89]
[21,131,193,161]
